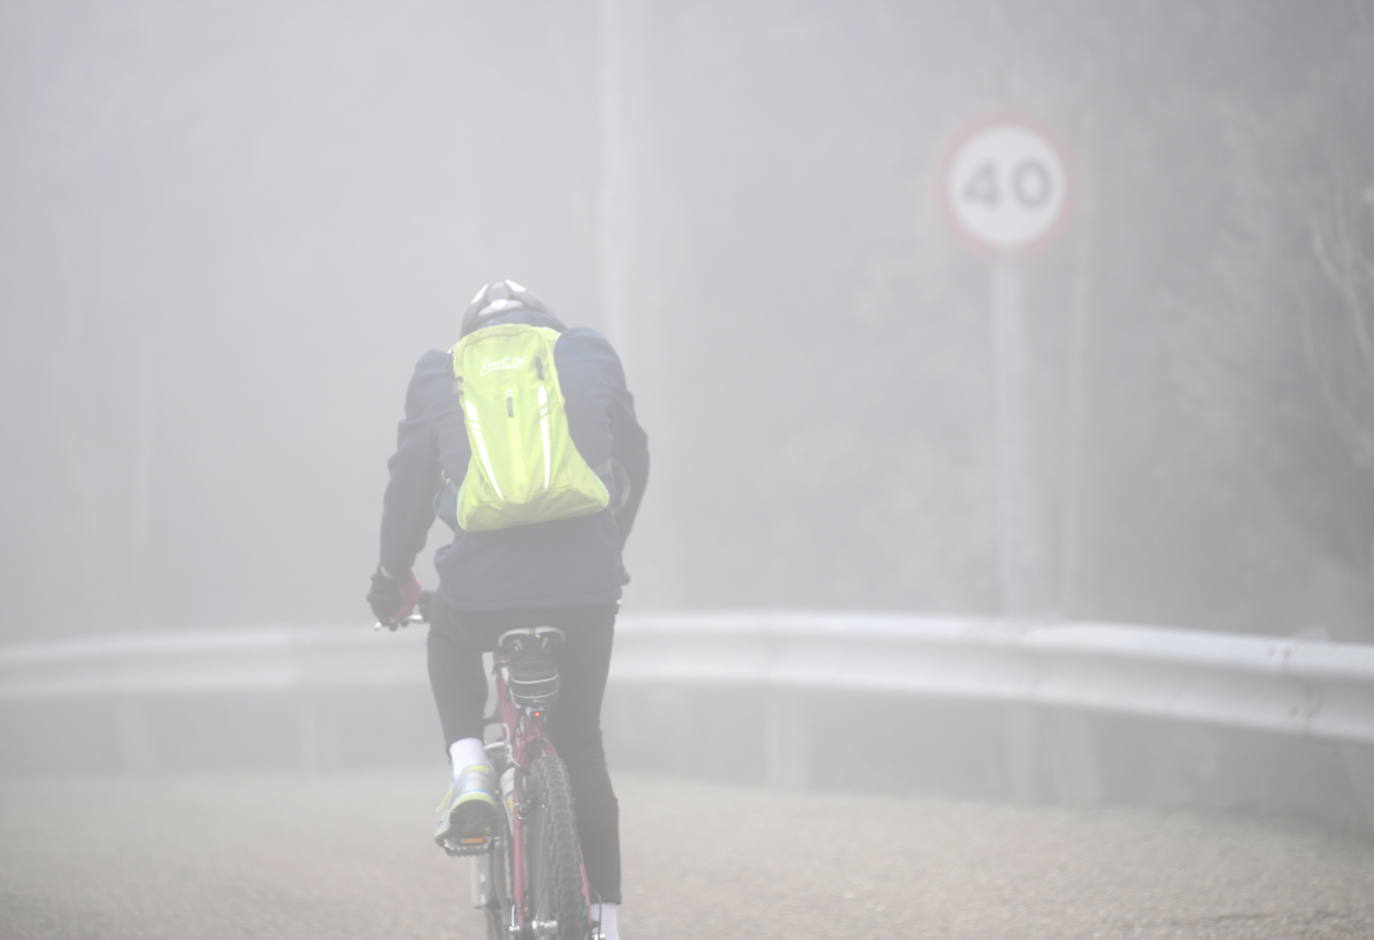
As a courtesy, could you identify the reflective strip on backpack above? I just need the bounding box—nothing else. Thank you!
[537,385,552,490]
[464,399,505,501]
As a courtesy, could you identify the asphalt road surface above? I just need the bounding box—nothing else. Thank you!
[2,771,1372,939]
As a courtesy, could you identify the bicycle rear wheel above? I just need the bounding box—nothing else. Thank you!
[525,754,590,940]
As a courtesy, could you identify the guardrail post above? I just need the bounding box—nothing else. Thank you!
[764,689,810,792]
[116,699,154,773]
[1048,710,1101,806]
[1004,705,1041,803]
[1341,744,1374,833]
[297,696,319,773]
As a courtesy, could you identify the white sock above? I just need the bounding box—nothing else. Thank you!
[595,902,619,940]
[448,737,487,777]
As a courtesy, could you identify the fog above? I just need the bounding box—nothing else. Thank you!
[4,5,1374,938]
[4,1,1372,642]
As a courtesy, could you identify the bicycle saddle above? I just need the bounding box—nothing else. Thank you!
[498,627,564,706]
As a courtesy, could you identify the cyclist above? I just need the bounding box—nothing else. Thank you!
[367,280,648,939]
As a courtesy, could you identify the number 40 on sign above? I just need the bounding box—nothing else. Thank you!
[943,120,1068,254]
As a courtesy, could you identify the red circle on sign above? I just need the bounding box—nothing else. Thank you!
[937,114,1072,258]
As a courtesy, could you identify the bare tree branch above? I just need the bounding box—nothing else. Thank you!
[1299,279,1357,433]
[1332,183,1374,388]
[1313,195,1374,393]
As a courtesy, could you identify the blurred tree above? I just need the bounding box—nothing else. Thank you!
[1114,1,1374,638]
[7,0,1373,639]
[626,0,1374,636]
[1293,39,1374,635]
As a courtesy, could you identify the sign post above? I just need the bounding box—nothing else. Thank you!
[943,119,1069,615]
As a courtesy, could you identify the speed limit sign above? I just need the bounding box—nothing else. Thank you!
[943,119,1068,253]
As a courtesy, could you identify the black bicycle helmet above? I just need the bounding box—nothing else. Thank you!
[460,279,565,336]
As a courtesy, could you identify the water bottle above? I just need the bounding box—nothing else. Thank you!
[500,765,517,817]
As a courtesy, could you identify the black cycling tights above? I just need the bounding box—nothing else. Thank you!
[426,600,621,905]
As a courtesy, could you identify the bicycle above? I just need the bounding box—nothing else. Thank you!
[381,595,601,940]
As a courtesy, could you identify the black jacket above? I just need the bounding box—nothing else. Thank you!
[378,326,649,611]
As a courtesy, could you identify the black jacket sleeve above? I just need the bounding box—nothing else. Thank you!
[608,349,649,548]
[378,351,450,575]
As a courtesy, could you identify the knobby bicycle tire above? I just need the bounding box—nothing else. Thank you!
[525,754,589,940]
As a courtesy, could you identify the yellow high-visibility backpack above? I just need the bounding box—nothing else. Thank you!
[450,323,609,532]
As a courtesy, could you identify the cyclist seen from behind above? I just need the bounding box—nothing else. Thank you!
[366,280,649,940]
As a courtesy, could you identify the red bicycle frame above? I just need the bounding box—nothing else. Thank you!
[388,599,596,938]
[488,644,594,937]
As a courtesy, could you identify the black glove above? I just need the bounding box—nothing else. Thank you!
[367,565,422,627]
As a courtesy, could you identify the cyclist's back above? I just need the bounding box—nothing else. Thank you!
[390,324,645,613]
[366,280,648,940]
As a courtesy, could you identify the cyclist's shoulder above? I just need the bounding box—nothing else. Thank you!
[556,326,614,351]
[403,348,457,412]
[555,328,627,382]
[411,347,452,375]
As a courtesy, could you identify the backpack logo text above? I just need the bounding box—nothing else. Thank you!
[480,356,526,376]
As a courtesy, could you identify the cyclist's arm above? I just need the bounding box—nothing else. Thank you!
[609,371,648,547]
[595,336,649,547]
[378,350,448,576]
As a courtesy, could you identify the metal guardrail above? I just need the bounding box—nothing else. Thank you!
[4,611,1374,745]
[3,611,1373,829]
[0,625,422,699]
[607,613,1374,815]
[613,613,1374,746]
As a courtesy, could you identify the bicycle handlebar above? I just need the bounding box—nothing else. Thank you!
[373,590,434,632]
